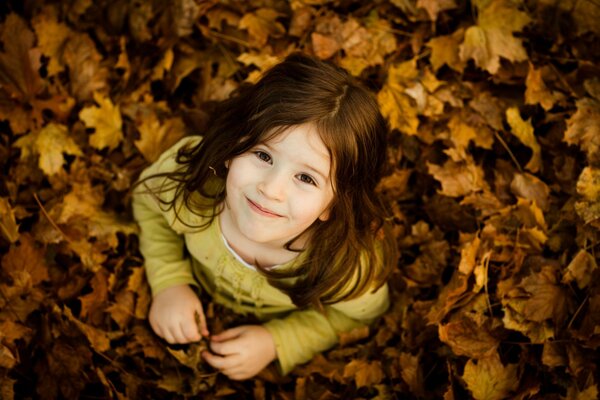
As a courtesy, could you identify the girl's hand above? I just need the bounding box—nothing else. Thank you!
[148,284,209,344]
[202,325,277,380]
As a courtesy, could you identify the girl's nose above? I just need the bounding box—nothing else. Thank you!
[257,169,286,201]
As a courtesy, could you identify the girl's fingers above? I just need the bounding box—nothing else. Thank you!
[210,326,245,342]
[181,320,201,342]
[194,309,210,337]
[202,351,241,371]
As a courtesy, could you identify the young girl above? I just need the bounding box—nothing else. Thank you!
[132,53,396,380]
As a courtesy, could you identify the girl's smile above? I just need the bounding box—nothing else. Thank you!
[219,123,334,264]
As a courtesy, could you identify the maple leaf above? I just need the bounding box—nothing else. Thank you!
[448,112,494,158]
[462,353,519,400]
[135,111,186,162]
[0,197,19,243]
[427,159,489,197]
[31,8,72,76]
[565,98,600,164]
[13,123,82,176]
[459,0,531,74]
[0,13,42,101]
[506,107,542,173]
[378,60,420,135]
[1,233,49,289]
[575,166,600,227]
[343,359,384,388]
[427,29,466,73]
[239,8,285,47]
[79,92,123,150]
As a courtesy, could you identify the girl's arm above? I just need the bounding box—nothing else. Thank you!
[264,283,390,375]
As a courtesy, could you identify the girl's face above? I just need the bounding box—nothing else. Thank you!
[221,123,334,250]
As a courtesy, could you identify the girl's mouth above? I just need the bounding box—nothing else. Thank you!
[246,198,283,218]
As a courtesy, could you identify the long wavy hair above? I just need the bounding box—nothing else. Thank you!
[140,53,396,309]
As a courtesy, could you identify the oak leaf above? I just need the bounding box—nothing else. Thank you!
[462,353,519,400]
[79,92,123,150]
[506,107,542,173]
[459,0,531,74]
[13,123,82,176]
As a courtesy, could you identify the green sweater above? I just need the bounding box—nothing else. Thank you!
[131,136,390,374]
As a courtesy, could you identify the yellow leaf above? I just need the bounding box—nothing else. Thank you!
[459,0,531,74]
[378,85,419,135]
[62,305,111,353]
[462,353,519,400]
[562,250,598,289]
[135,113,186,162]
[13,123,82,176]
[448,113,494,157]
[427,159,489,197]
[506,107,541,173]
[565,98,600,164]
[31,9,72,76]
[0,197,19,243]
[458,235,481,275]
[564,383,599,400]
[239,8,285,47]
[79,92,123,150]
[576,167,600,201]
[343,359,384,388]
[427,29,465,72]
[525,63,564,111]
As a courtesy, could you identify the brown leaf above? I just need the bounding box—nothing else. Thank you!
[1,233,49,288]
[427,29,465,72]
[417,0,457,21]
[525,63,565,111]
[62,33,108,101]
[343,359,384,388]
[427,159,489,197]
[439,317,499,359]
[462,353,519,400]
[564,383,599,400]
[0,13,42,101]
[31,8,72,76]
[564,98,600,164]
[510,172,551,211]
[398,352,424,395]
[562,250,597,289]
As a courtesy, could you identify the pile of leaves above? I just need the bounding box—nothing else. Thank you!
[1,0,599,398]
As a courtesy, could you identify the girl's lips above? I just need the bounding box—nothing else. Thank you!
[246,198,282,218]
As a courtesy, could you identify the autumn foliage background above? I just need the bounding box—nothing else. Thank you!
[1,0,600,398]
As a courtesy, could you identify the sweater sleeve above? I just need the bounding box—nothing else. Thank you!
[131,136,202,296]
[263,282,389,375]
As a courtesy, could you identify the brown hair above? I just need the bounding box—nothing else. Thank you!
[139,53,396,309]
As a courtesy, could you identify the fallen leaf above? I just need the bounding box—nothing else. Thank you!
[398,352,424,396]
[562,250,597,289]
[79,92,123,150]
[239,8,285,47]
[564,98,600,164]
[31,8,72,76]
[525,63,565,111]
[506,107,542,173]
[427,159,489,197]
[427,29,465,72]
[134,112,186,162]
[563,382,599,400]
[510,172,550,211]
[13,123,82,176]
[0,197,19,243]
[462,353,519,400]
[417,0,457,21]
[459,0,531,74]
[1,233,49,288]
[438,317,499,359]
[343,359,384,388]
[61,32,108,101]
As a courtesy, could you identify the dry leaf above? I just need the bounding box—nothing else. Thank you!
[79,92,123,150]
[506,107,542,173]
[462,353,519,400]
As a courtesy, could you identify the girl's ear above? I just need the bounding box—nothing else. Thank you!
[224,160,230,169]
[318,208,330,221]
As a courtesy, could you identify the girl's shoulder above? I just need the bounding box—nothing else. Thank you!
[140,135,203,180]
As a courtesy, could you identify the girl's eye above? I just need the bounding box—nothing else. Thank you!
[298,173,316,186]
[254,151,272,163]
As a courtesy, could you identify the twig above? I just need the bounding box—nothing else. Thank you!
[33,193,74,245]
[493,130,523,173]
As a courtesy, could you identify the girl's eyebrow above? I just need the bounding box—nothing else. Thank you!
[261,142,329,182]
